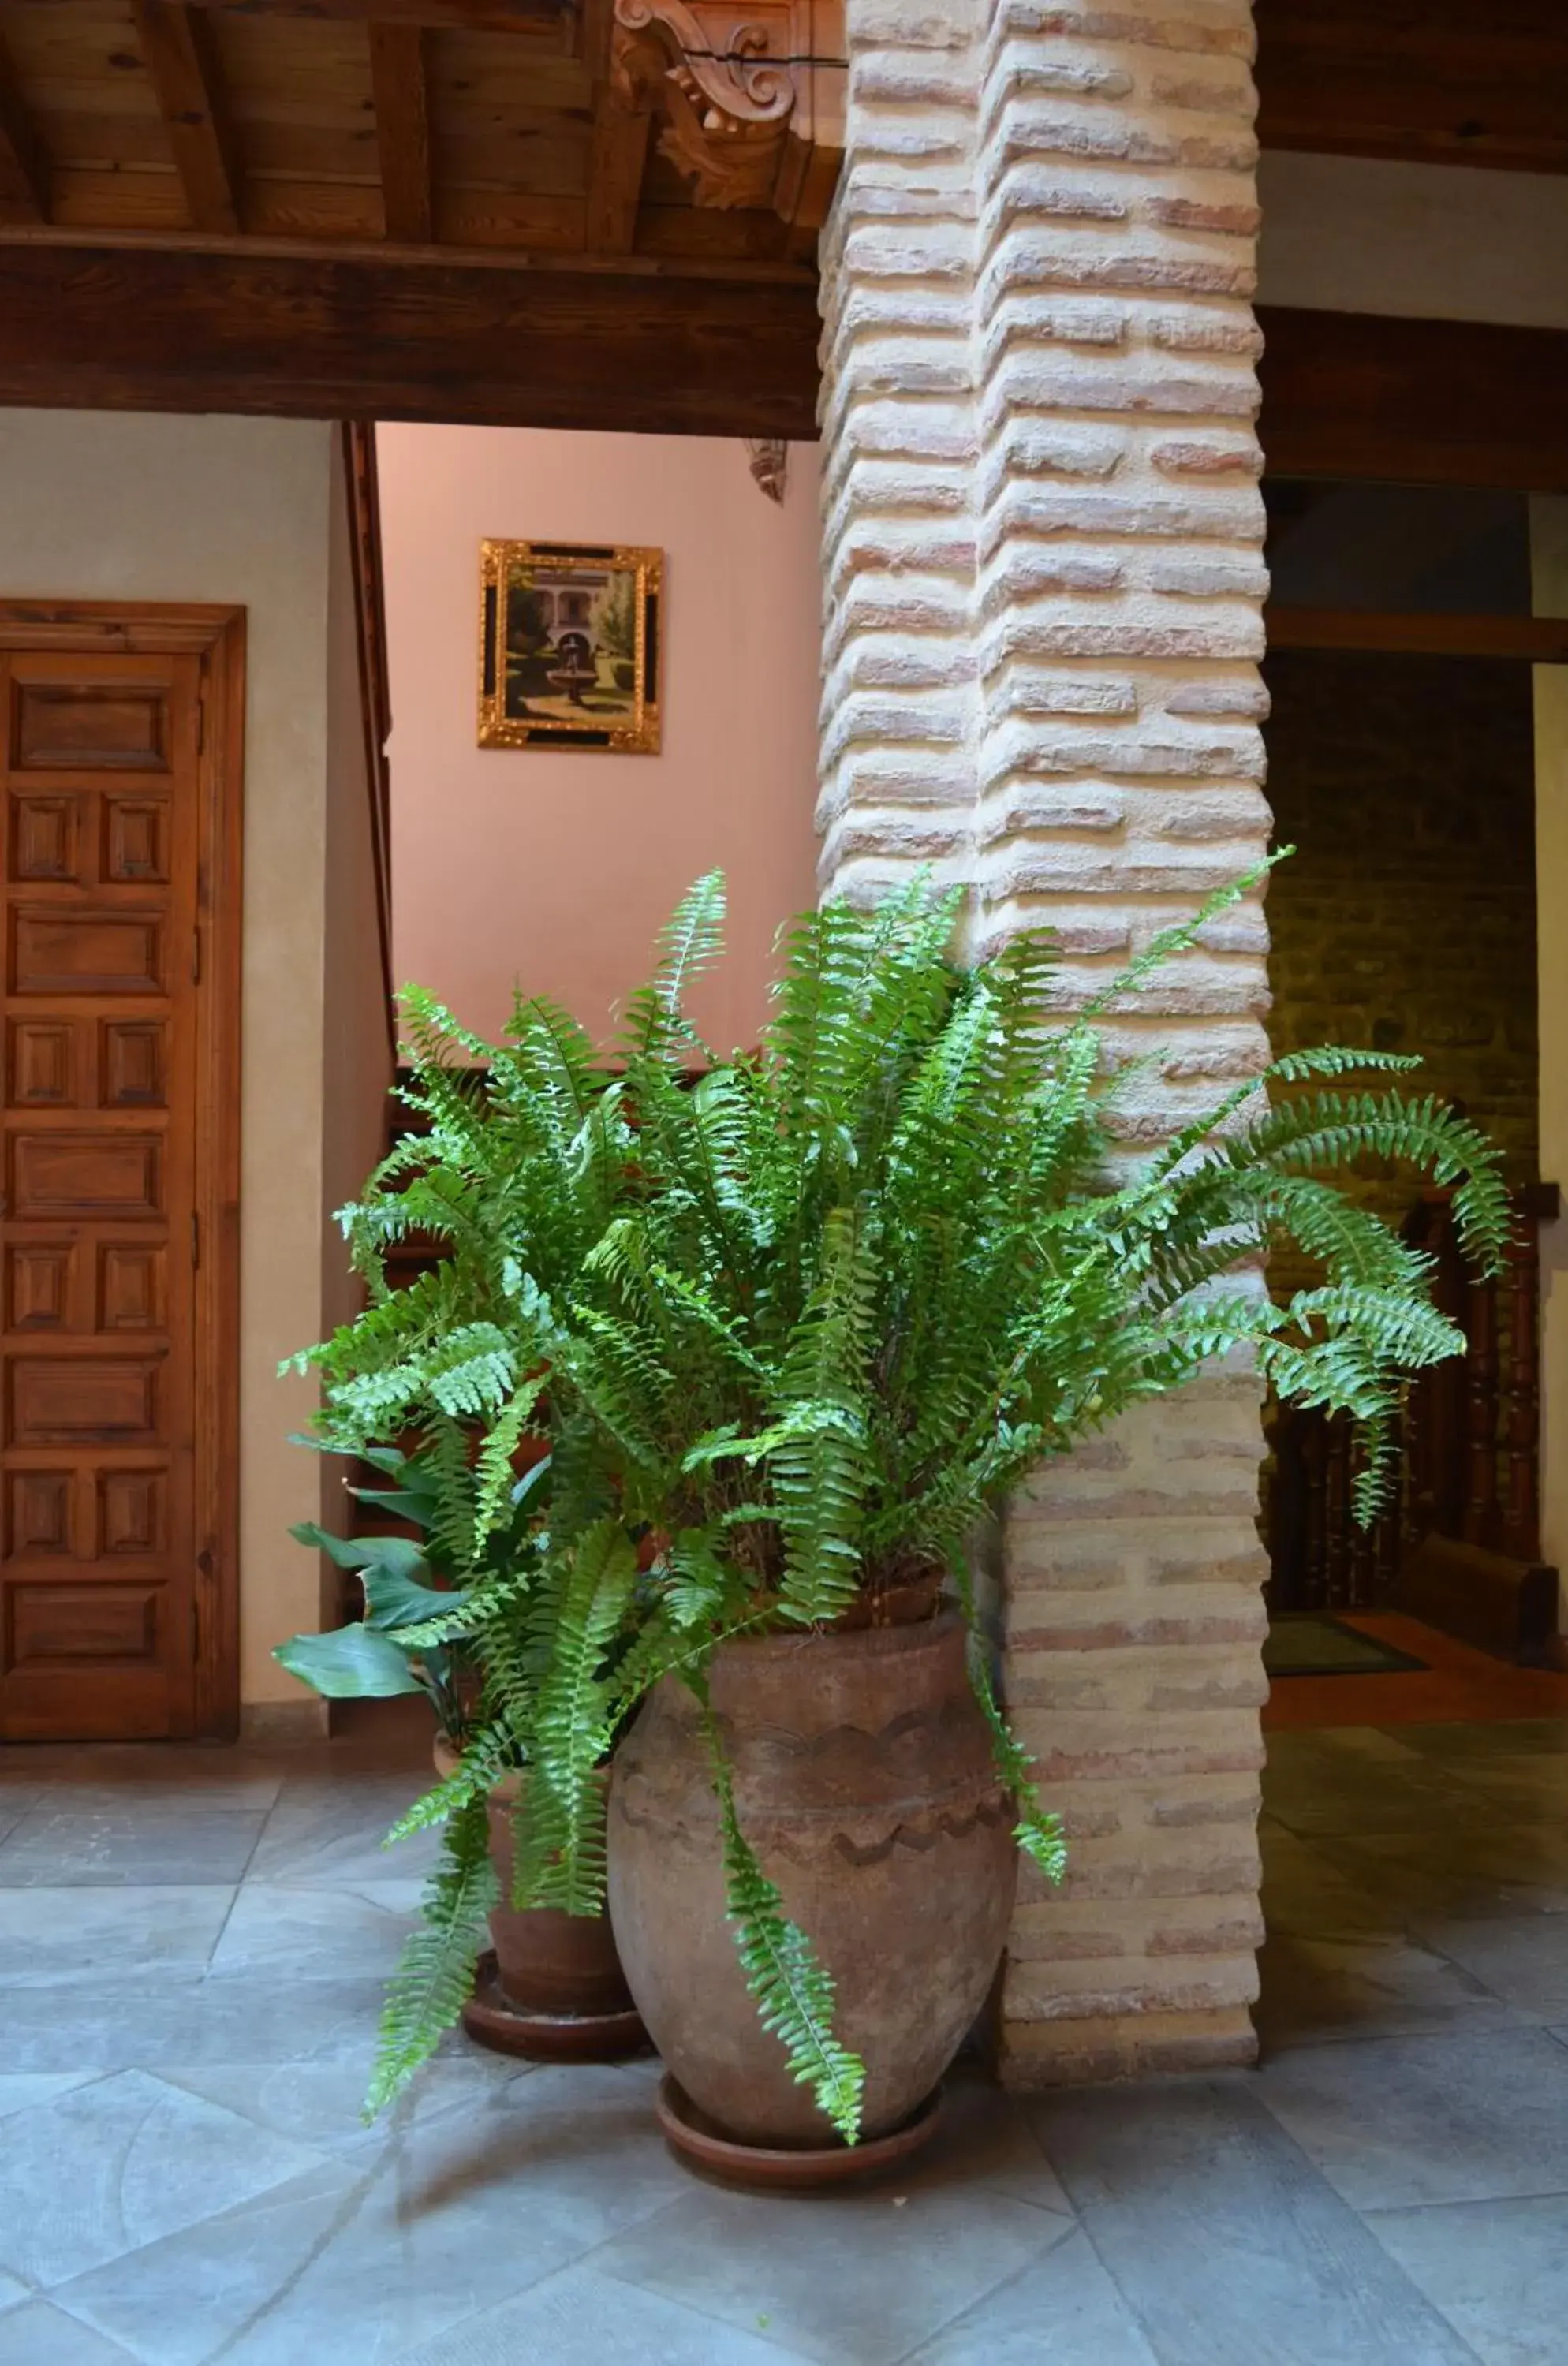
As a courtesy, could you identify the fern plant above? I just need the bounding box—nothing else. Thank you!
[276,974,671,2115]
[487,868,1506,2141]
[280,864,1510,2140]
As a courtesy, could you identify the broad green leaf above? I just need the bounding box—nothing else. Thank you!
[361,1565,466,1633]
[288,1522,427,1576]
[273,1624,426,1700]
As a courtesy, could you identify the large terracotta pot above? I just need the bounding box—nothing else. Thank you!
[606,1614,1017,2146]
[433,1741,633,2018]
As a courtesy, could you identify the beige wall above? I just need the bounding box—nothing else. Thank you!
[375,424,823,1054]
[0,408,390,1710]
[1258,154,1568,330]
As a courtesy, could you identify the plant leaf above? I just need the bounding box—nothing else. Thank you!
[273,1624,426,1700]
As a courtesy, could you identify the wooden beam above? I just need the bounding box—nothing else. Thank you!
[1256,0,1568,176]
[0,31,49,222]
[587,104,651,251]
[130,1,243,236]
[1265,607,1568,663]
[0,218,809,283]
[584,0,649,253]
[77,0,569,25]
[368,22,433,245]
[0,242,822,438]
[1257,307,1568,494]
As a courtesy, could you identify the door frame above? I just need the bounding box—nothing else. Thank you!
[0,599,245,1739]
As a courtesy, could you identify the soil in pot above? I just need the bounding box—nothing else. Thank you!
[606,1613,1017,2149]
[433,1738,647,2058]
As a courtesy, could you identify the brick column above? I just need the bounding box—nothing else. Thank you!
[818,0,1273,2082]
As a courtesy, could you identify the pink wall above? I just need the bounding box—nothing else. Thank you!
[376,424,823,1054]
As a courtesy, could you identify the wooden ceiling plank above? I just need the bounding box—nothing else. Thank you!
[435,186,584,248]
[368,21,433,244]
[0,240,822,438]
[130,1,244,234]
[430,32,588,115]
[50,168,189,233]
[0,31,50,222]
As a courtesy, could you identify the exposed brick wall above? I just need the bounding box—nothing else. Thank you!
[818,0,1271,2084]
[1266,649,1539,1198]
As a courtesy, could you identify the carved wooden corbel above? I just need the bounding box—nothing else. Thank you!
[610,0,845,227]
[747,435,788,502]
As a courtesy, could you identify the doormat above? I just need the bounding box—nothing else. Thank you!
[1264,1615,1428,1679]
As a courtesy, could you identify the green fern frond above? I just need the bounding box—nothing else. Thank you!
[364,1793,496,2118]
[1077,854,1283,1020]
[1268,1043,1424,1084]
[951,1566,1066,1882]
[699,1698,865,2145]
[513,1520,637,1915]
[621,868,726,1063]
[471,1382,547,1548]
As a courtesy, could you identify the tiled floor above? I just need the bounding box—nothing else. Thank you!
[3,1703,1568,2364]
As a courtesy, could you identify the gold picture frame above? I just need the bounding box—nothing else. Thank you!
[478,538,663,752]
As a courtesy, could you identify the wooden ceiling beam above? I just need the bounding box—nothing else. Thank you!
[587,103,651,252]
[1257,306,1568,494]
[1255,0,1568,175]
[0,242,822,438]
[130,1,244,236]
[1264,607,1568,663]
[0,30,50,222]
[584,0,649,253]
[368,22,433,245]
[110,0,569,28]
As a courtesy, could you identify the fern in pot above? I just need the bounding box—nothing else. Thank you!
[279,868,1506,2152]
[275,985,663,2107]
[500,868,1508,2161]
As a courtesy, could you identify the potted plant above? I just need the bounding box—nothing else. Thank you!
[486,868,1508,2174]
[278,868,1507,2165]
[274,970,668,2105]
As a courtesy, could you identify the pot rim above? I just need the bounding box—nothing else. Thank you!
[700,1607,965,1669]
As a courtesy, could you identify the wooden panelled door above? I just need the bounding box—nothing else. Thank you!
[0,606,242,1741]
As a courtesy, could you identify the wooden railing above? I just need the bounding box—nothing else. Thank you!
[1264,1183,1559,1614]
[342,420,398,1063]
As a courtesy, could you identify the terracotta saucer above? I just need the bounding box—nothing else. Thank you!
[461,1950,649,2062]
[655,2073,944,2191]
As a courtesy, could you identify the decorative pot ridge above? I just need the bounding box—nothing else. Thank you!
[612,1713,1013,1860]
[607,1612,1018,2148]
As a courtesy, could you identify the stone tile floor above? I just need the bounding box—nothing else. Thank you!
[3,1710,1568,2363]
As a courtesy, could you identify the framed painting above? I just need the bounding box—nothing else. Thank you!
[478,539,663,752]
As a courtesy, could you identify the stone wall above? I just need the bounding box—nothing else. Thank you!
[1266,649,1539,1198]
[817,0,1272,2082]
